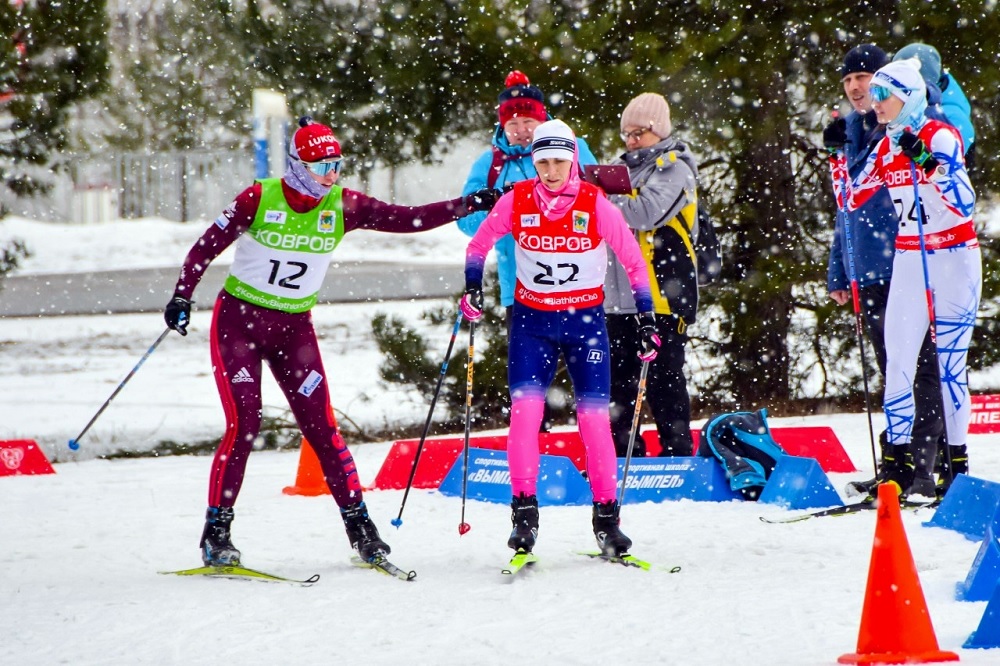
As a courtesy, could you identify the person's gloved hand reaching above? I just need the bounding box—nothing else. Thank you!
[460,283,484,322]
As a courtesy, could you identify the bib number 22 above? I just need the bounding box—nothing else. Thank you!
[533,261,580,286]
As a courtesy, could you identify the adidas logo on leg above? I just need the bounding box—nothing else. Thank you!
[231,367,254,384]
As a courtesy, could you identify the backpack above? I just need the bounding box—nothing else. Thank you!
[698,409,785,500]
[486,146,507,190]
[486,145,589,191]
[694,203,722,287]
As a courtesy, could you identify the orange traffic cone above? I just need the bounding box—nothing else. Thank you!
[282,437,330,496]
[838,483,959,664]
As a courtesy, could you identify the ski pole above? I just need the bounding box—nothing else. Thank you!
[831,120,879,477]
[617,358,650,507]
[909,157,953,484]
[68,328,171,450]
[392,308,464,528]
[458,319,476,535]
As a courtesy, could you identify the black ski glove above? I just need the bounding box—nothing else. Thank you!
[898,130,940,175]
[164,296,192,336]
[464,188,500,213]
[822,117,847,153]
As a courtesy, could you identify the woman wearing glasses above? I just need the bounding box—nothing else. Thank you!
[831,59,979,499]
[603,92,701,459]
[163,117,496,569]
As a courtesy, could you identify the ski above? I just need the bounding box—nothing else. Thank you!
[760,497,940,524]
[578,551,682,574]
[160,565,320,586]
[501,550,538,576]
[350,554,417,581]
[759,502,875,524]
[844,478,875,498]
[903,497,941,511]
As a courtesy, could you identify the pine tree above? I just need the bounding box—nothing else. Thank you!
[220,0,999,410]
[93,3,259,154]
[0,0,107,208]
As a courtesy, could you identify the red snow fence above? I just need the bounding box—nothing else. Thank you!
[838,483,958,665]
[0,439,55,477]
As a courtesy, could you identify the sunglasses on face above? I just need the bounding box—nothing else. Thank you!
[303,158,343,176]
[620,128,651,143]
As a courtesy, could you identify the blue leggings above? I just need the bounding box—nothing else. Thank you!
[508,303,610,405]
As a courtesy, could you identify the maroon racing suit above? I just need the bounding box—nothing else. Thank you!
[172,180,466,508]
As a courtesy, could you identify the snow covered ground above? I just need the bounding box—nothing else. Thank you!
[4,419,1000,665]
[3,217,1000,664]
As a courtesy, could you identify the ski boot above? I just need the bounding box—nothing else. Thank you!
[869,444,914,499]
[936,444,969,499]
[507,493,539,553]
[341,501,390,561]
[201,506,241,566]
[592,500,632,557]
[848,431,890,497]
[905,438,938,500]
[906,470,937,500]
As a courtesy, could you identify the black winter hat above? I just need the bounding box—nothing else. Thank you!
[841,44,889,78]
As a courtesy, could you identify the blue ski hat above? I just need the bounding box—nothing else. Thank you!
[894,43,943,86]
[871,58,928,139]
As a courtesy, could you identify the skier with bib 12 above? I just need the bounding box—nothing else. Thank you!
[163,117,497,571]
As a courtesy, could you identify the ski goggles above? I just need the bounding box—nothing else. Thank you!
[302,158,343,176]
[869,84,895,103]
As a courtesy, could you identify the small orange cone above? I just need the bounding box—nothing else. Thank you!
[838,483,959,664]
[282,437,330,496]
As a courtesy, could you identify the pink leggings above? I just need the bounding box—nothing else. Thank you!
[507,393,619,503]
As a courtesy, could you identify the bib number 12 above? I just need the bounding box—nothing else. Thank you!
[267,259,307,290]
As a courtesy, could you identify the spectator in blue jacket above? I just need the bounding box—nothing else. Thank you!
[822,44,944,494]
[458,71,598,318]
[893,43,976,172]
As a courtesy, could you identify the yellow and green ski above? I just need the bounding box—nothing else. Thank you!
[160,565,320,586]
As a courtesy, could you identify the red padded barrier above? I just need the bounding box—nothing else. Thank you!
[368,424,856,490]
[0,440,55,477]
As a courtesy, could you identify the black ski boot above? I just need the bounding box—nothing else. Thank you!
[936,444,969,499]
[201,506,241,566]
[849,431,890,497]
[340,501,390,561]
[907,470,937,500]
[867,445,913,500]
[507,493,539,553]
[906,438,938,500]
[592,500,632,557]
